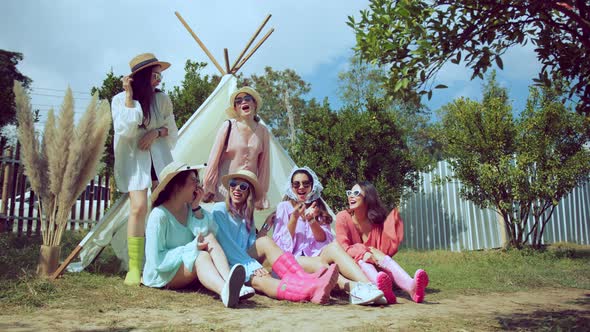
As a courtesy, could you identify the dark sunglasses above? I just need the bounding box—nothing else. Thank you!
[234,95,255,106]
[292,181,311,189]
[152,72,162,81]
[346,190,363,197]
[229,179,250,191]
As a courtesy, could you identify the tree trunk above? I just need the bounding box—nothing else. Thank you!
[37,244,61,277]
[283,89,296,148]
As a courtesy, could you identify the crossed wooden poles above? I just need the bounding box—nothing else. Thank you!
[50,12,274,280]
[175,11,274,75]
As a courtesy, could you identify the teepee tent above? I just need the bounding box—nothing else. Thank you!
[55,13,293,277]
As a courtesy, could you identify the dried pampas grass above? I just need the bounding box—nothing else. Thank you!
[15,82,112,246]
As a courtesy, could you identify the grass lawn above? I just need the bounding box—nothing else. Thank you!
[1,231,589,331]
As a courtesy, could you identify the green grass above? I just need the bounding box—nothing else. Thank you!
[1,232,589,322]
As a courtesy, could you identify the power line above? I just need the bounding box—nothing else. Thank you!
[30,92,92,100]
[31,87,92,95]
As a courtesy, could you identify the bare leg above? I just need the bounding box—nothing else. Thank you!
[247,236,284,266]
[204,233,230,280]
[250,274,280,298]
[320,242,370,283]
[167,251,225,294]
[128,189,148,237]
[297,255,355,292]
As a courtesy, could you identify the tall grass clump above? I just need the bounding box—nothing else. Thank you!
[14,82,111,276]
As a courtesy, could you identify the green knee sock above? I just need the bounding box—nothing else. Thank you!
[124,236,144,286]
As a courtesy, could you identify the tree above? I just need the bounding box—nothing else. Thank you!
[167,60,216,128]
[438,72,590,248]
[349,0,590,115]
[0,50,32,129]
[292,98,420,212]
[91,70,123,201]
[250,67,311,151]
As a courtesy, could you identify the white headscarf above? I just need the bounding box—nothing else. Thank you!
[284,166,323,204]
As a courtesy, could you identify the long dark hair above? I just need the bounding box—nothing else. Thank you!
[356,181,388,225]
[287,169,332,224]
[153,170,197,207]
[131,65,159,127]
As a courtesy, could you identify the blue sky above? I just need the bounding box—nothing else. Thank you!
[0,0,541,128]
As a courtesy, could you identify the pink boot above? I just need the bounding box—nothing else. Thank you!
[358,260,396,304]
[378,256,429,303]
[272,252,328,279]
[276,268,339,305]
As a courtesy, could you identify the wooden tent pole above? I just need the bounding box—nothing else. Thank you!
[175,11,226,75]
[224,48,231,74]
[234,28,275,73]
[230,14,272,73]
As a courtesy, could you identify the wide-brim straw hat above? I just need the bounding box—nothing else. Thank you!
[150,161,204,204]
[129,53,171,76]
[225,86,263,119]
[221,169,261,197]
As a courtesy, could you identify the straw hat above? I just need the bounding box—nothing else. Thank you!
[221,169,261,196]
[225,86,263,119]
[150,161,204,204]
[129,53,171,76]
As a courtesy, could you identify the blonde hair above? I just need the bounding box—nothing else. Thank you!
[225,178,256,231]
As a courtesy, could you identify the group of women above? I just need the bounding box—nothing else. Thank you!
[111,53,429,308]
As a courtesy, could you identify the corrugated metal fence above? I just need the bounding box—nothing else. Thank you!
[399,160,590,251]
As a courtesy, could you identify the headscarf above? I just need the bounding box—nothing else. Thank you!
[283,166,323,203]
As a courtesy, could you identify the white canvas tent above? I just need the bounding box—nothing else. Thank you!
[64,74,297,273]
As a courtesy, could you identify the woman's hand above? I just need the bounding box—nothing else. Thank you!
[252,268,269,278]
[368,247,386,263]
[303,201,319,222]
[291,203,305,221]
[122,75,133,101]
[138,129,159,150]
[202,192,215,203]
[257,212,275,238]
[192,186,204,209]
[196,234,208,251]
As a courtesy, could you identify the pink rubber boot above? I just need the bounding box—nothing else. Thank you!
[358,260,396,304]
[272,252,328,279]
[378,256,429,303]
[276,267,340,304]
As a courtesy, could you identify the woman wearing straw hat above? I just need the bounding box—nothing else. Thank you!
[111,53,179,285]
[269,166,386,305]
[142,161,245,308]
[211,169,340,304]
[202,87,270,210]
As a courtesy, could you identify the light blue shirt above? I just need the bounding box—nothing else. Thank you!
[211,202,263,281]
[142,206,217,288]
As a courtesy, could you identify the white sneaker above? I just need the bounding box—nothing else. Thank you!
[239,285,256,300]
[222,264,246,308]
[349,282,384,305]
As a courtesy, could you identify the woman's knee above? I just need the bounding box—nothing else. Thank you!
[129,196,148,217]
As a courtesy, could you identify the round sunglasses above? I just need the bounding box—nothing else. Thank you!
[229,179,250,191]
[346,189,363,197]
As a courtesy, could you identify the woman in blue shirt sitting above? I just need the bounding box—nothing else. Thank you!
[212,169,339,304]
[142,161,247,308]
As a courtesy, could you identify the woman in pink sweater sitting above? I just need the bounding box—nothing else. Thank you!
[335,181,429,303]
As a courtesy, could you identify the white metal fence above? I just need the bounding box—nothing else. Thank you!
[399,160,590,251]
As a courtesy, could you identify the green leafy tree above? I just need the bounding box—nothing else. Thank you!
[91,70,123,201]
[167,60,216,128]
[292,98,420,212]
[349,0,590,115]
[250,67,311,151]
[439,72,590,249]
[1,50,32,128]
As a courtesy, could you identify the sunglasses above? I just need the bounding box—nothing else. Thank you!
[292,181,311,189]
[234,95,255,106]
[229,179,250,191]
[152,72,162,81]
[346,190,363,197]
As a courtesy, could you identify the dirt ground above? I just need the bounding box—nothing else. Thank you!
[1,287,588,331]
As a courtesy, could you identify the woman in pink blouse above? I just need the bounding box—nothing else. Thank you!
[271,167,385,305]
[336,181,429,303]
[202,87,270,209]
